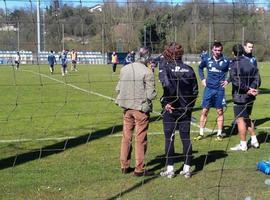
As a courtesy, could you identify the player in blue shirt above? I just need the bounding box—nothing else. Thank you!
[60,49,68,76]
[48,50,56,74]
[194,42,230,141]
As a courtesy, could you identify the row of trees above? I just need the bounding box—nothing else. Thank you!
[0,0,270,60]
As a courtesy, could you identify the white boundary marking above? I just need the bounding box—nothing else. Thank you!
[22,69,115,101]
[1,127,269,143]
[23,69,209,129]
[13,69,268,144]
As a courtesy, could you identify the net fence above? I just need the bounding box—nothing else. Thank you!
[0,0,270,199]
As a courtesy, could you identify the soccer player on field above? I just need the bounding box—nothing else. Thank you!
[14,51,21,70]
[48,50,56,74]
[111,51,118,73]
[159,42,198,178]
[194,42,230,141]
[60,49,68,76]
[244,41,257,67]
[229,44,261,151]
[231,40,259,128]
[70,49,78,71]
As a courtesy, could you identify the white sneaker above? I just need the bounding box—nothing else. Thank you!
[179,170,191,178]
[160,170,175,178]
[251,141,259,148]
[217,132,226,137]
[230,144,247,151]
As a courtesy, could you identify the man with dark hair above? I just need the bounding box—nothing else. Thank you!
[48,50,56,74]
[116,47,156,177]
[159,42,198,178]
[195,42,230,141]
[230,44,261,151]
[244,41,257,67]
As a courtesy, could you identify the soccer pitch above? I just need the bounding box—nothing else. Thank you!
[0,63,269,199]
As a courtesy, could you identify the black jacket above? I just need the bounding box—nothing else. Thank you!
[159,60,198,112]
[229,56,261,104]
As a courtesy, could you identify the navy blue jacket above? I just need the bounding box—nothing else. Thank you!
[198,54,230,89]
[229,56,261,104]
[244,52,257,67]
[48,53,56,65]
[159,60,198,112]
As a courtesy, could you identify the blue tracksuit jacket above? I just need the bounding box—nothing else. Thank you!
[198,54,230,89]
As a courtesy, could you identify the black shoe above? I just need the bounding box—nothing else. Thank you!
[121,167,133,174]
[133,170,154,177]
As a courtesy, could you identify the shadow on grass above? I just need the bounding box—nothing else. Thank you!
[258,88,270,94]
[256,131,270,144]
[107,150,228,200]
[222,117,270,137]
[189,150,228,175]
[0,116,161,170]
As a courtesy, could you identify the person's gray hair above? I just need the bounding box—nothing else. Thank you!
[136,47,151,64]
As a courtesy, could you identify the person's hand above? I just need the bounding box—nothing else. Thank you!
[201,79,206,87]
[247,88,258,96]
[165,104,174,113]
[221,80,229,88]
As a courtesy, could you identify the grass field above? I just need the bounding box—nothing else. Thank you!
[0,63,269,200]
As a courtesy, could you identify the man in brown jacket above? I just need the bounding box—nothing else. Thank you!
[115,47,156,177]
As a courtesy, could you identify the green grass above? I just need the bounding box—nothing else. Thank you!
[0,63,269,200]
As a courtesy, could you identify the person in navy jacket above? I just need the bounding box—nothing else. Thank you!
[244,41,257,67]
[159,42,198,178]
[47,50,56,74]
[195,42,230,141]
[229,44,261,151]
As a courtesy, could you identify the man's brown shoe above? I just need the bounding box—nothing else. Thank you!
[133,170,154,177]
[121,167,133,174]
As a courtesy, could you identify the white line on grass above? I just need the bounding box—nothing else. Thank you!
[0,130,202,143]
[22,69,115,101]
[22,69,214,134]
[1,126,269,143]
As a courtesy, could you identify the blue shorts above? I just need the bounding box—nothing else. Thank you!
[201,87,226,109]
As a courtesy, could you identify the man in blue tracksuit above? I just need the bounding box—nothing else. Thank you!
[48,50,56,74]
[229,44,261,151]
[195,42,230,141]
[60,49,68,76]
[230,40,259,128]
[159,42,198,178]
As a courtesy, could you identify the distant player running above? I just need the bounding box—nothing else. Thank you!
[60,49,68,76]
[48,50,56,74]
[70,49,78,71]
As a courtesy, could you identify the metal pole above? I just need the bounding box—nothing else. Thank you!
[242,26,245,46]
[174,26,177,42]
[62,23,64,50]
[208,23,211,53]
[43,8,46,51]
[37,0,40,61]
[17,22,20,51]
[144,25,146,47]
[102,23,104,64]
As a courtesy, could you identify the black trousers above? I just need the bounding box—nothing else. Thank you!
[112,63,117,72]
[162,110,192,166]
